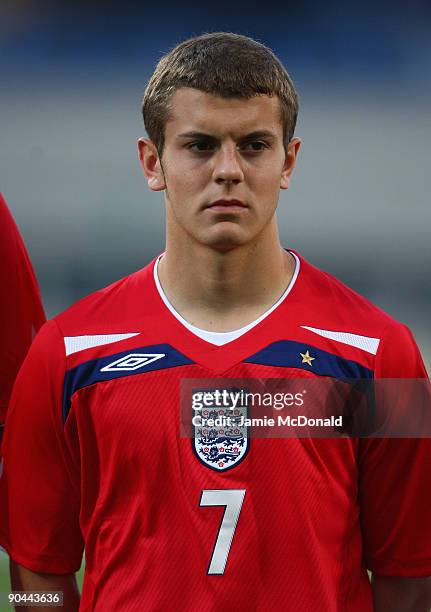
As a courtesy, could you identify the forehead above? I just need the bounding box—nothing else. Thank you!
[165,88,283,139]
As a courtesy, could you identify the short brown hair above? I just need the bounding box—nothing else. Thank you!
[142,32,299,154]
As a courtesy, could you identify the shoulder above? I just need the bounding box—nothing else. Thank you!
[296,251,404,336]
[0,193,19,245]
[0,193,41,288]
[53,260,156,337]
[293,252,427,377]
[15,261,158,412]
[24,260,157,374]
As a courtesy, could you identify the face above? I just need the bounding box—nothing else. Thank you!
[139,88,300,251]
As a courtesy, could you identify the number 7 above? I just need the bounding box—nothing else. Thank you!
[199,489,246,575]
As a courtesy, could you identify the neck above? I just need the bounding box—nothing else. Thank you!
[157,221,296,332]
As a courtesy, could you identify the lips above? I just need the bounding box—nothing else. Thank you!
[205,199,248,211]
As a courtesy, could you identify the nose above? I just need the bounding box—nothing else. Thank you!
[212,145,244,185]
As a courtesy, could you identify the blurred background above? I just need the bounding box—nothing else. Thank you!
[1,0,430,366]
[0,0,430,600]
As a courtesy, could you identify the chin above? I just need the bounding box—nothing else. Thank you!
[200,231,251,252]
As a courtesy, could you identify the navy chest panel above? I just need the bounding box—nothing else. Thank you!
[62,344,194,422]
[245,341,373,380]
[62,340,373,423]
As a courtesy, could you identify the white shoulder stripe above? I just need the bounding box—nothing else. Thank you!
[301,326,380,355]
[64,333,140,356]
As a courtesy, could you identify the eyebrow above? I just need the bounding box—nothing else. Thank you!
[176,130,277,141]
[177,131,213,139]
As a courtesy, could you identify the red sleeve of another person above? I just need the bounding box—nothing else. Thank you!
[0,193,46,428]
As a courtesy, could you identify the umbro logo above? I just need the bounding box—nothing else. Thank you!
[100,353,166,372]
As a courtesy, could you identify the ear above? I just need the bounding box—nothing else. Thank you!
[280,137,301,190]
[138,137,166,191]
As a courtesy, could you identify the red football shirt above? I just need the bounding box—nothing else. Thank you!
[0,252,429,611]
[0,193,45,432]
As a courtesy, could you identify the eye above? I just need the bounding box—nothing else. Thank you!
[241,141,268,152]
[187,141,215,152]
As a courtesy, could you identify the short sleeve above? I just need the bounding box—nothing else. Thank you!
[359,322,431,576]
[0,193,46,424]
[0,320,84,573]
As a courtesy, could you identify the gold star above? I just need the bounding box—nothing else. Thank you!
[300,350,315,366]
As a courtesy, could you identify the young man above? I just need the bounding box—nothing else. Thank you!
[1,33,430,611]
[0,193,45,447]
